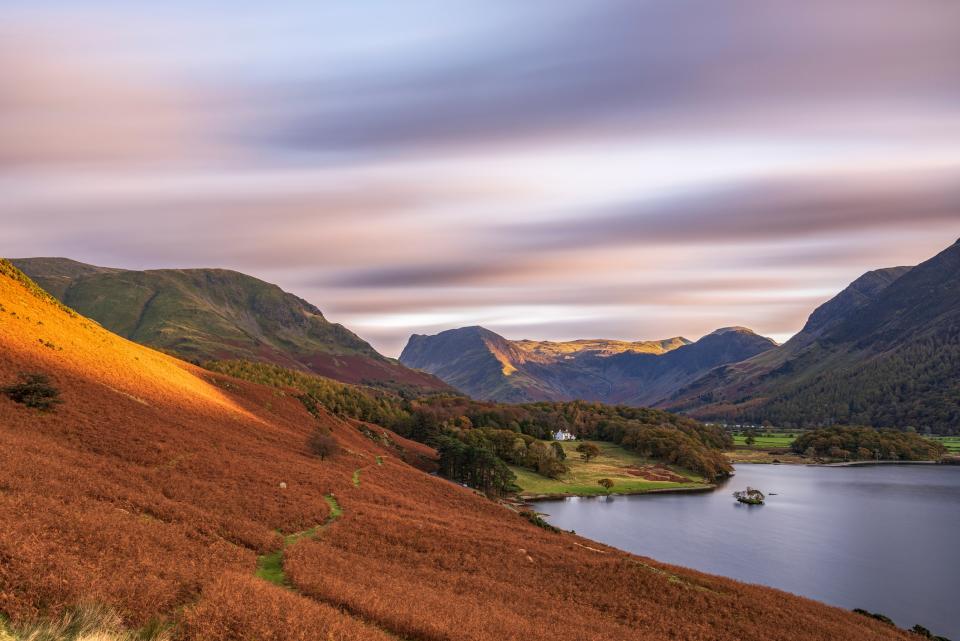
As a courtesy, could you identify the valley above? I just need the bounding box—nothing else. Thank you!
[4,4,957,639]
[0,258,921,641]
[2,240,957,641]
[399,239,960,437]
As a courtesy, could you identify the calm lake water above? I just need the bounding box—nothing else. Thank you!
[534,464,960,638]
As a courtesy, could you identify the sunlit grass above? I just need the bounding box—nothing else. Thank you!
[511,440,706,497]
[929,436,960,453]
[732,434,796,449]
[0,604,170,641]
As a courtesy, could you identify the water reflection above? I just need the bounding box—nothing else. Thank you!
[534,465,960,638]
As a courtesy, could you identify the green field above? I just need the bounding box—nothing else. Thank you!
[732,433,959,455]
[930,436,960,453]
[732,433,796,449]
[510,440,708,497]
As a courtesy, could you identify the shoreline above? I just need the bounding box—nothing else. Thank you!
[813,459,943,467]
[521,483,715,502]
[522,460,955,500]
[726,449,951,466]
[731,458,947,467]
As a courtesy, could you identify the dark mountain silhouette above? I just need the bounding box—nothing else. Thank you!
[666,239,960,433]
[400,325,775,404]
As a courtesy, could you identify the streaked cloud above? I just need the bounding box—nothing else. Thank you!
[1,0,958,356]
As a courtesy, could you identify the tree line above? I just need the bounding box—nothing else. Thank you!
[717,331,960,435]
[791,426,946,461]
[206,360,735,495]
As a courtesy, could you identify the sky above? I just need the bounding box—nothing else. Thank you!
[2,1,959,356]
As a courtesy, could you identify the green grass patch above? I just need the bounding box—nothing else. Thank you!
[255,494,342,588]
[511,440,707,497]
[352,469,361,487]
[324,494,343,519]
[732,434,796,449]
[255,549,287,586]
[929,436,960,453]
[376,455,383,465]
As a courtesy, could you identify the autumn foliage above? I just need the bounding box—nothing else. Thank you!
[0,262,911,641]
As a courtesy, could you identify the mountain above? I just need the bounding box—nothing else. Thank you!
[400,325,775,404]
[0,258,907,641]
[1,259,906,640]
[12,257,449,392]
[666,239,960,433]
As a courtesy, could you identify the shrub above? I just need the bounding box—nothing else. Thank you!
[520,511,560,533]
[308,430,340,460]
[597,478,614,490]
[853,608,894,626]
[2,373,62,411]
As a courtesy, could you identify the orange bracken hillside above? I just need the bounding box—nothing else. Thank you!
[0,264,909,641]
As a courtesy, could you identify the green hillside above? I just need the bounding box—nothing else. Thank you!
[668,239,960,434]
[12,258,450,392]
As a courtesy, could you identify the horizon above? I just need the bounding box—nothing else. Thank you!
[12,244,956,357]
[3,1,959,357]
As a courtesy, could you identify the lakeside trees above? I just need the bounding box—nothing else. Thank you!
[434,435,517,495]
[791,427,946,461]
[206,361,736,492]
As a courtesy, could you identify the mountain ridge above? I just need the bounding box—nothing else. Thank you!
[0,259,905,641]
[665,238,960,433]
[400,324,776,404]
[12,257,451,393]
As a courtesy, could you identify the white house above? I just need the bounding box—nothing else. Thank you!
[553,430,576,441]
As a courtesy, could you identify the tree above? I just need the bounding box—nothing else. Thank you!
[597,478,614,490]
[526,441,567,479]
[550,441,566,461]
[308,430,340,460]
[576,442,601,462]
[745,434,756,446]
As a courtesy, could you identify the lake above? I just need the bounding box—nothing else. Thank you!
[533,464,960,638]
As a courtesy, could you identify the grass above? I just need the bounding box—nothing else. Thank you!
[324,494,343,518]
[255,494,342,588]
[352,469,361,487]
[731,433,796,449]
[724,449,808,464]
[0,604,170,641]
[929,436,960,453]
[733,433,960,455]
[255,550,287,586]
[510,440,707,497]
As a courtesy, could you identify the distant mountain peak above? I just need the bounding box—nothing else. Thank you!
[400,324,774,404]
[710,326,757,336]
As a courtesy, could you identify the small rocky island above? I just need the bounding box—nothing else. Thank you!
[734,487,766,505]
